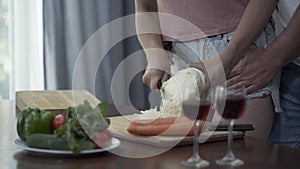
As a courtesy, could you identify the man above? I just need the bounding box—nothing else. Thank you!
[191,0,300,149]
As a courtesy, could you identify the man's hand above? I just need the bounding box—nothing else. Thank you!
[226,48,280,94]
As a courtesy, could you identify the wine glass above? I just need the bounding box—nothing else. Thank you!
[214,86,246,167]
[181,87,212,168]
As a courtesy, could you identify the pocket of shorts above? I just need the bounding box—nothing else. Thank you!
[225,32,234,43]
[264,19,276,45]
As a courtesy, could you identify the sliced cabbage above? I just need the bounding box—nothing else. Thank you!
[140,68,206,119]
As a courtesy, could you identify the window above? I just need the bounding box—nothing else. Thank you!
[0,0,44,100]
[0,0,9,99]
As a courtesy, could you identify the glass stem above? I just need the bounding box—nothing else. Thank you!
[226,119,235,159]
[192,120,201,160]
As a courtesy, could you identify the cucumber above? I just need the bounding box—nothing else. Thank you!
[25,133,57,149]
[25,133,70,150]
[25,134,95,151]
[78,139,96,150]
[49,137,70,150]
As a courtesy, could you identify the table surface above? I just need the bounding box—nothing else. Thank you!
[1,100,300,169]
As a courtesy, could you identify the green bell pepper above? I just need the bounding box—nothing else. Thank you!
[17,108,55,141]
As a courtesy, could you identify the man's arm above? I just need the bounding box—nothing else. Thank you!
[221,0,278,75]
[268,5,300,66]
[189,0,278,87]
[226,6,300,93]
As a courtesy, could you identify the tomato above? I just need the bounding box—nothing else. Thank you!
[52,114,66,129]
[93,130,112,148]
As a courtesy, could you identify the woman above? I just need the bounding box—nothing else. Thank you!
[135,0,278,139]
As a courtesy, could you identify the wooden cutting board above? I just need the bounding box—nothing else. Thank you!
[108,115,244,147]
[16,90,100,115]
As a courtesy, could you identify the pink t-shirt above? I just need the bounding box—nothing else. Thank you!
[157,0,249,41]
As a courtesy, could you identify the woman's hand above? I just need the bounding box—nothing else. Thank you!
[143,68,170,90]
[188,56,226,89]
[135,0,172,90]
[143,52,172,90]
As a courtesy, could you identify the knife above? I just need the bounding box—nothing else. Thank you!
[157,79,163,89]
[214,124,255,131]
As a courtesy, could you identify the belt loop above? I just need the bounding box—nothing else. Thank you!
[216,34,223,40]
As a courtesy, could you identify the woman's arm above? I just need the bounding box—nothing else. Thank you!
[135,0,163,50]
[135,0,171,90]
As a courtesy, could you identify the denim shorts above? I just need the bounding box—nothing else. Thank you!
[269,63,300,150]
[170,21,282,113]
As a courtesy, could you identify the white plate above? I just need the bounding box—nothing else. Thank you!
[14,138,120,156]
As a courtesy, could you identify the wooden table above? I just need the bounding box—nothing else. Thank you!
[1,100,300,169]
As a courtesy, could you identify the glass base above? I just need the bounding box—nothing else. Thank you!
[181,156,210,168]
[215,157,244,167]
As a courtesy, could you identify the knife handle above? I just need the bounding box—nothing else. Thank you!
[157,80,162,89]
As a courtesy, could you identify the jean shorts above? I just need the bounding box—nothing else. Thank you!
[269,63,300,150]
[170,21,282,113]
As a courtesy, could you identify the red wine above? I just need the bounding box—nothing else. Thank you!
[222,96,245,119]
[182,100,211,120]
